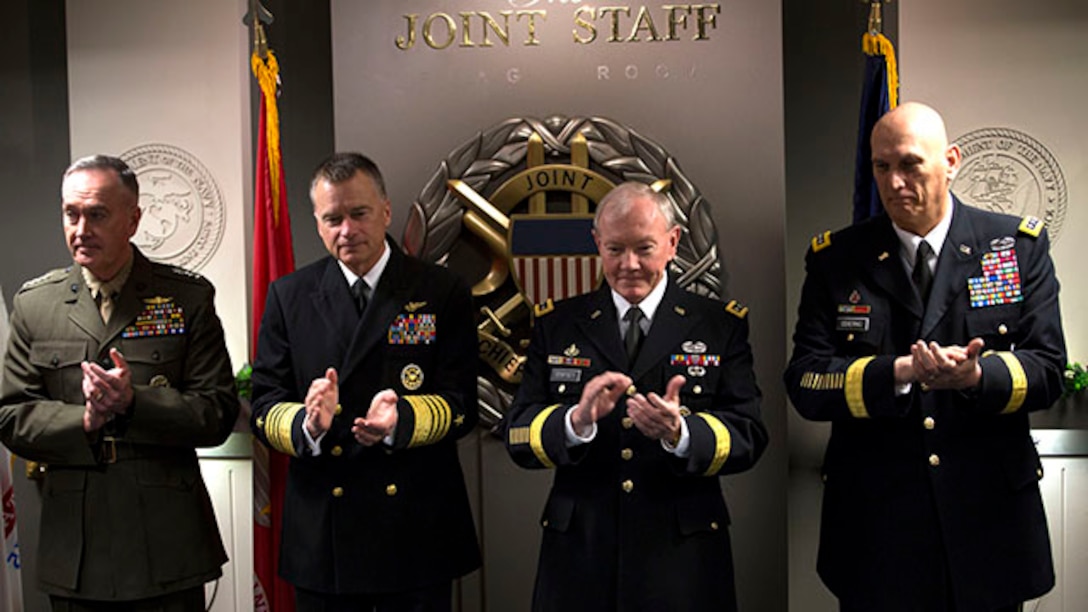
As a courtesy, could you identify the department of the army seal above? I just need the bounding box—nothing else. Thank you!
[120,144,226,270]
[952,128,1067,242]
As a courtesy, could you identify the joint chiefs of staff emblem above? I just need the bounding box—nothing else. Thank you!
[120,144,226,270]
[952,127,1068,242]
[402,115,725,426]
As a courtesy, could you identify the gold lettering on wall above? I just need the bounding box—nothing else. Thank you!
[396,4,719,50]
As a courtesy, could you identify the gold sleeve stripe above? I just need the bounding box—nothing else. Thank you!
[996,352,1028,414]
[695,413,732,476]
[405,394,452,448]
[264,402,303,457]
[529,405,561,469]
[508,426,531,445]
[845,357,875,419]
[800,371,845,390]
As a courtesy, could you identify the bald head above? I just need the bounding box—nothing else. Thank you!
[870,101,961,236]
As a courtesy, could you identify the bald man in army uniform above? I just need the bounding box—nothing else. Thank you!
[785,102,1067,611]
[0,155,238,611]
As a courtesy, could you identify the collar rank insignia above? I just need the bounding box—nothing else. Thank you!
[878,251,890,262]
[674,305,687,316]
[968,248,1023,308]
[590,309,602,320]
[811,231,831,253]
[564,344,580,357]
[388,313,437,344]
[404,301,427,313]
[959,244,973,256]
[121,297,185,338]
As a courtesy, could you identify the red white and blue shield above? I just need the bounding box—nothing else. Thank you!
[508,214,601,308]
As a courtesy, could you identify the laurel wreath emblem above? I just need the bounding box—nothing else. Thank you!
[403,115,724,425]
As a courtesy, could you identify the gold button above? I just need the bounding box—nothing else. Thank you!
[626,385,637,397]
[923,417,935,430]
[821,473,828,483]
[331,445,343,457]
[332,487,344,497]
[622,417,634,429]
[928,454,940,467]
[334,404,343,416]
[998,323,1008,335]
[846,333,855,342]
[1036,468,1043,479]
[710,522,719,531]
[692,385,703,395]
[542,519,549,527]
[679,406,691,417]
[919,382,931,392]
[621,479,634,493]
[386,484,398,496]
[557,383,566,393]
[620,448,633,461]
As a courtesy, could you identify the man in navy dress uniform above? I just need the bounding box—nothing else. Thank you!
[785,102,1067,611]
[251,153,480,611]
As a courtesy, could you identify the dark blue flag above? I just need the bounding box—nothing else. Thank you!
[853,32,899,224]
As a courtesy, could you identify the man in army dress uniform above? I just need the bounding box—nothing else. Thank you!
[504,181,768,612]
[785,102,1067,611]
[250,152,479,611]
[0,155,239,611]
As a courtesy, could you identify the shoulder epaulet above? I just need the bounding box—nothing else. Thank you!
[811,230,832,253]
[534,299,555,318]
[1018,216,1044,238]
[159,265,208,285]
[18,268,68,293]
[725,300,749,319]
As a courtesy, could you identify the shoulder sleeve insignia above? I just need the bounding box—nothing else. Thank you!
[19,268,66,292]
[811,230,832,253]
[1018,216,1044,238]
[534,299,555,318]
[725,300,749,319]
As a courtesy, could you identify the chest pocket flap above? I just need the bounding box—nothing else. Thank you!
[30,341,88,369]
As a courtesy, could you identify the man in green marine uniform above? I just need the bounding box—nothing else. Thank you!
[0,155,239,611]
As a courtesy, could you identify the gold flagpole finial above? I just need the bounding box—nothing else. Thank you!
[866,0,891,36]
[243,0,274,59]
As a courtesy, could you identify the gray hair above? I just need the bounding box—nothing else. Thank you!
[593,181,675,230]
[64,155,139,197]
[310,152,387,200]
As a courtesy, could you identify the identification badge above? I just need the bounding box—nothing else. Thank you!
[835,317,870,332]
[550,368,582,383]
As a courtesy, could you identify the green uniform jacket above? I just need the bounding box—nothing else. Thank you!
[0,248,239,601]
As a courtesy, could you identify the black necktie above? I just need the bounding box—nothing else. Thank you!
[912,241,934,304]
[352,278,369,315]
[623,307,645,366]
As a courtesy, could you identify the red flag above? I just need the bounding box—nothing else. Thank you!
[251,48,295,612]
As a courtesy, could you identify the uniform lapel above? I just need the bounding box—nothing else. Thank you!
[66,266,106,342]
[574,287,626,371]
[343,246,411,376]
[630,281,698,380]
[312,257,358,357]
[921,200,980,338]
[863,216,924,321]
